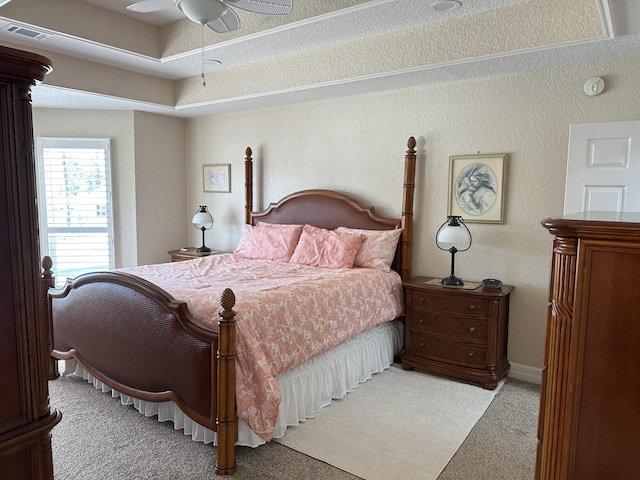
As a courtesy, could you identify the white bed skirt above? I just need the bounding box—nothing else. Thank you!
[69,319,404,447]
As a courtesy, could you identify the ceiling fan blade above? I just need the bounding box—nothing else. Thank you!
[127,0,176,13]
[206,7,240,33]
[223,0,292,15]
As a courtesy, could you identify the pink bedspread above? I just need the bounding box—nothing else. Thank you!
[119,254,403,441]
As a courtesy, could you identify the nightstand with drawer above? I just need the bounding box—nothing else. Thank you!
[401,276,514,389]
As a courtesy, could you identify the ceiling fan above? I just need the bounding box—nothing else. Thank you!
[127,0,293,33]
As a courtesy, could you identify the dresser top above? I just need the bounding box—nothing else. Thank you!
[405,276,514,297]
[551,211,640,223]
[542,211,640,240]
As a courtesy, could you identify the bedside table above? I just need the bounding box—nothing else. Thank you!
[401,276,514,389]
[167,249,226,262]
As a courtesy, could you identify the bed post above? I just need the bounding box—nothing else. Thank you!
[40,256,59,380]
[244,147,253,224]
[216,288,237,476]
[400,136,416,281]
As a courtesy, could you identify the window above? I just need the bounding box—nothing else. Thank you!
[36,138,113,287]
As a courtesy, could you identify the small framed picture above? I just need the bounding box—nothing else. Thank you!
[203,164,230,193]
[447,153,508,224]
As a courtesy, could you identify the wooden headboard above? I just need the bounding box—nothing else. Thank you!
[251,189,400,230]
[242,137,417,280]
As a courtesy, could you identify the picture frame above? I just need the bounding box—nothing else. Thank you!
[447,153,508,224]
[203,164,231,193]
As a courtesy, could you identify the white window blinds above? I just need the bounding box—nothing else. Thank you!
[36,138,114,287]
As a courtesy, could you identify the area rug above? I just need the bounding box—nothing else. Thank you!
[274,365,503,480]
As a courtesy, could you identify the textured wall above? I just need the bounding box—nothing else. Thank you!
[186,55,640,370]
[133,111,187,266]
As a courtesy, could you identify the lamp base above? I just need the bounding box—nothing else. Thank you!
[441,275,464,286]
[197,246,212,253]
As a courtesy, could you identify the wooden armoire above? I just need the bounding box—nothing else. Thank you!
[0,46,61,479]
[536,212,640,480]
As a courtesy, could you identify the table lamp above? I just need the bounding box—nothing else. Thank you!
[192,205,214,253]
[436,215,472,286]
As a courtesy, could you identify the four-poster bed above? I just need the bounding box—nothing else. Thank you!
[43,136,418,475]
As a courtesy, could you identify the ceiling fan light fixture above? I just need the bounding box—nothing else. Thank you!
[178,0,228,25]
[431,1,461,12]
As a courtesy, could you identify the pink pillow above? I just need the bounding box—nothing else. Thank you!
[289,224,363,269]
[336,227,402,271]
[233,224,254,256]
[238,222,303,262]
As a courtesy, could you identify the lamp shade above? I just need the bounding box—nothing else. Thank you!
[437,222,471,244]
[192,205,213,229]
[177,0,227,24]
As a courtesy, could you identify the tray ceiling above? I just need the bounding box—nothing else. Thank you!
[0,0,637,117]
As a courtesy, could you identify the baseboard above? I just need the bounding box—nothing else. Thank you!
[507,362,542,385]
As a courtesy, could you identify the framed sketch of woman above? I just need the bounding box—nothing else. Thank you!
[447,154,508,223]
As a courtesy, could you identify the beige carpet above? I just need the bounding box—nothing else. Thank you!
[274,365,503,480]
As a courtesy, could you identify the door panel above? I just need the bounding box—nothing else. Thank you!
[564,120,640,214]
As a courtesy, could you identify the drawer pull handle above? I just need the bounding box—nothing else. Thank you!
[468,351,474,357]
[419,297,425,303]
[419,342,425,347]
[469,304,476,310]
[419,317,425,324]
[469,326,475,332]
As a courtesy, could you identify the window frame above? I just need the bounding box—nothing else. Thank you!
[36,137,114,286]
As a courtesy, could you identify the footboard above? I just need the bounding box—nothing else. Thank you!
[43,262,238,475]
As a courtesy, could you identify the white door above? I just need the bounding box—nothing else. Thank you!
[564,120,640,215]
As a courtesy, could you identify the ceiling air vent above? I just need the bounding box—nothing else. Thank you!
[2,24,52,41]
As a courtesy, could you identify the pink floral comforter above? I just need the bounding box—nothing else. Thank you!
[119,254,403,441]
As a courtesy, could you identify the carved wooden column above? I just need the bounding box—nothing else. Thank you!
[0,45,61,480]
[244,147,253,224]
[216,288,237,476]
[41,255,59,380]
[400,136,416,281]
[535,236,577,479]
